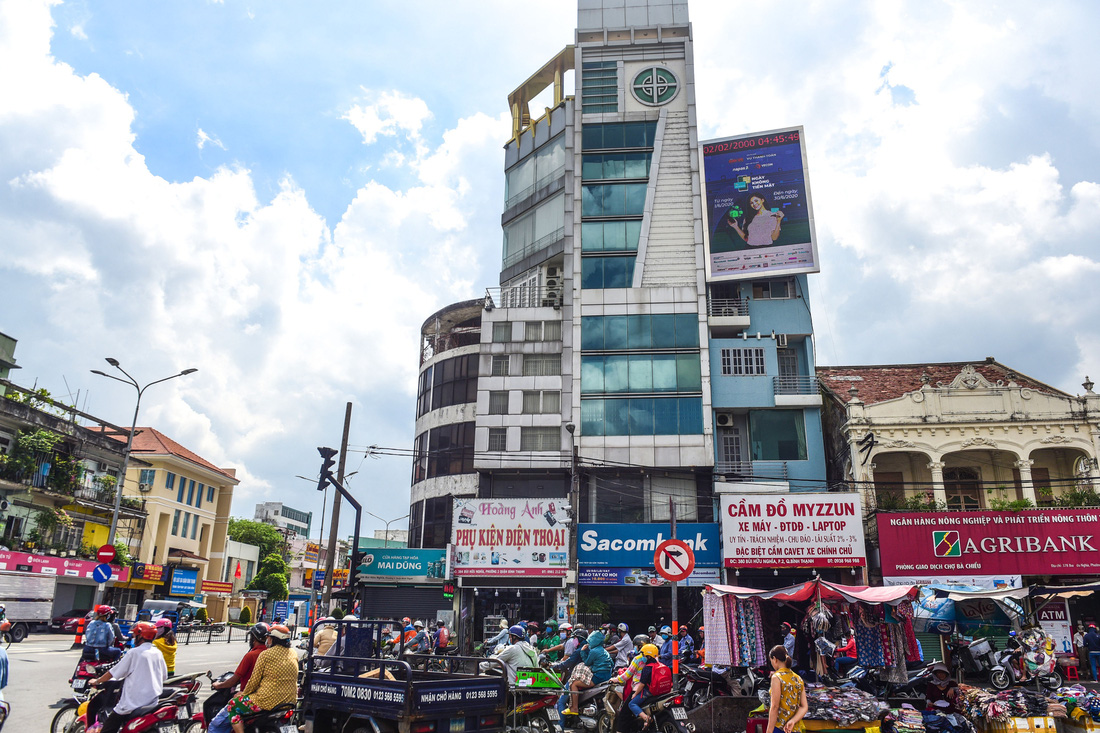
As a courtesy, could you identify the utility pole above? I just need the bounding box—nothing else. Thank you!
[670,497,679,686]
[321,402,352,611]
[566,423,578,623]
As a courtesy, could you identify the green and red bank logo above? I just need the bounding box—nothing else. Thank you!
[933,531,961,557]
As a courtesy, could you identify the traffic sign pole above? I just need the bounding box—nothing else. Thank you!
[670,498,678,685]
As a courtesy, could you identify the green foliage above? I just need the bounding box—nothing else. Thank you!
[227,518,286,560]
[331,607,345,620]
[112,541,133,566]
[987,497,1036,511]
[239,605,252,625]
[196,607,209,623]
[578,595,610,621]
[247,552,290,601]
[47,452,84,494]
[874,491,945,513]
[0,429,63,482]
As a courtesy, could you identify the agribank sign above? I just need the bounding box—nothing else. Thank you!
[877,509,1100,576]
[720,494,866,568]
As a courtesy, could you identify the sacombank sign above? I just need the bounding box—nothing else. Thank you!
[578,524,721,567]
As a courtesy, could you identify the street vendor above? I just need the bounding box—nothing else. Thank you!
[924,662,959,713]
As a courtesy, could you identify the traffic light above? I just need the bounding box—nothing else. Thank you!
[317,446,338,491]
[442,582,455,600]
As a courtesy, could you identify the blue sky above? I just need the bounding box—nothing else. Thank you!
[3,0,1100,539]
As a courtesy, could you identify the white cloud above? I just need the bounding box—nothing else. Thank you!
[69,24,86,40]
[196,127,225,150]
[343,89,433,146]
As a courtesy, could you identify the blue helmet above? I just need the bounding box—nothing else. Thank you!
[509,625,526,638]
[660,625,672,635]
[1009,631,1017,637]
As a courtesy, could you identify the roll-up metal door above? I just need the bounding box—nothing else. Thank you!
[358,586,449,623]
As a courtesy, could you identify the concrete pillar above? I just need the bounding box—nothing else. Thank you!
[928,461,947,507]
[1015,458,1037,504]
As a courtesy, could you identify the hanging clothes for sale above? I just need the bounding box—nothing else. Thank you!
[703,591,732,666]
[854,603,885,668]
[892,600,923,662]
[729,596,765,667]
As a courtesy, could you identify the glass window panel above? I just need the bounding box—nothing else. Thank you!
[582,125,603,151]
[678,398,704,434]
[581,356,604,393]
[196,485,203,508]
[543,391,561,413]
[543,321,561,341]
[506,156,535,201]
[605,221,627,250]
[581,222,604,250]
[654,398,679,434]
[493,322,511,342]
[525,322,541,340]
[581,258,603,289]
[749,410,807,460]
[628,315,651,349]
[676,354,702,391]
[537,136,565,179]
[675,314,699,347]
[628,354,652,392]
[489,391,509,414]
[581,316,604,350]
[604,155,625,180]
[488,428,507,452]
[605,399,629,436]
[582,155,604,181]
[491,355,509,376]
[629,398,655,435]
[602,124,625,149]
[605,256,632,287]
[581,399,605,435]
[623,122,647,148]
[652,354,678,391]
[624,153,649,178]
[604,355,629,392]
[624,183,647,214]
[651,315,676,347]
[522,391,541,413]
[605,315,628,349]
[625,220,642,248]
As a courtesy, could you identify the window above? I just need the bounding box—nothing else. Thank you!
[581,354,701,394]
[581,61,618,114]
[525,321,562,341]
[421,354,478,415]
[522,355,561,376]
[488,428,508,452]
[411,422,476,485]
[748,410,807,461]
[523,391,561,414]
[580,397,703,436]
[207,486,214,502]
[171,509,180,536]
[581,221,643,252]
[177,481,185,504]
[139,469,155,485]
[492,322,512,342]
[422,496,453,549]
[945,467,982,510]
[521,427,560,451]
[195,484,203,508]
[591,475,644,523]
[717,426,745,466]
[581,314,699,350]
[752,279,793,299]
[408,500,424,548]
[581,121,658,151]
[1014,467,1053,505]
[187,481,195,506]
[165,472,175,490]
[191,519,199,540]
[488,391,510,415]
[720,347,766,376]
[649,476,699,521]
[582,255,636,289]
[505,135,566,206]
[181,512,190,537]
[503,194,565,267]
[491,355,510,376]
[416,366,434,417]
[582,152,651,181]
[581,183,648,218]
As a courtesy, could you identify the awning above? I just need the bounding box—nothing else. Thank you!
[706,579,917,605]
[1030,581,1100,596]
[168,549,209,562]
[934,586,1030,602]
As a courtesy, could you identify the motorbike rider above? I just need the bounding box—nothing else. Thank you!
[220,623,299,733]
[924,662,959,713]
[558,630,613,717]
[615,643,663,731]
[543,622,575,658]
[489,625,539,684]
[552,627,591,679]
[527,621,541,647]
[433,620,451,654]
[833,633,857,673]
[1006,631,1030,682]
[89,621,167,733]
[0,603,5,622]
[483,618,511,651]
[404,620,431,654]
[696,626,706,664]
[539,620,562,662]
[657,626,675,666]
[107,607,125,649]
[207,623,270,733]
[676,626,695,661]
[152,618,178,676]
[611,623,634,668]
[84,605,120,662]
[312,617,338,656]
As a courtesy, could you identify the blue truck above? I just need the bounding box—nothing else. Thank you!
[301,619,508,733]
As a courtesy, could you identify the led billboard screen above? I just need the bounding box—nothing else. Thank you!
[701,126,819,281]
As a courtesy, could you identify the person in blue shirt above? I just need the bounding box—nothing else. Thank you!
[483,619,511,652]
[0,644,8,703]
[676,627,694,661]
[657,626,675,666]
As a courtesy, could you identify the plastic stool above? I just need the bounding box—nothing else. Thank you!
[1066,665,1080,682]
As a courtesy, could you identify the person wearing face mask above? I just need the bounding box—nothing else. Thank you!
[924,663,959,713]
[657,626,675,666]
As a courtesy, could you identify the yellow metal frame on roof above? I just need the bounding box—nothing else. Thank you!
[508,46,574,142]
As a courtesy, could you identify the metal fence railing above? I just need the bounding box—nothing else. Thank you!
[177,622,300,646]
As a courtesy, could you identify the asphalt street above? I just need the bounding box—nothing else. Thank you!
[6,632,249,732]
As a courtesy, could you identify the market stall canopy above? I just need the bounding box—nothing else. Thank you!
[915,584,1023,634]
[1030,581,1100,596]
[935,587,1029,602]
[706,578,917,604]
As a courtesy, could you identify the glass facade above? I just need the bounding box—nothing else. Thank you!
[581,61,618,114]
[411,422,476,484]
[581,314,699,350]
[417,354,479,417]
[580,397,703,436]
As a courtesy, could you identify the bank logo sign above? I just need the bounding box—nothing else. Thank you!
[578,523,720,567]
[933,531,961,557]
[632,66,678,106]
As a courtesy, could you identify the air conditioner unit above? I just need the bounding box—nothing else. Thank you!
[138,483,152,493]
[98,462,109,471]
[716,413,734,427]
[546,266,562,279]
[545,278,560,290]
[777,334,789,348]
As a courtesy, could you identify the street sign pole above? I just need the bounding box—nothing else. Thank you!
[669,497,678,686]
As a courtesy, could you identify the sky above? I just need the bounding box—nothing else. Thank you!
[3,0,1100,540]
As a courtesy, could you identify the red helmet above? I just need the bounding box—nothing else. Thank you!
[131,621,157,641]
[95,604,112,616]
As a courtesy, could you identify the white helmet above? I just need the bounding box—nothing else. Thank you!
[559,622,573,632]
[413,620,424,628]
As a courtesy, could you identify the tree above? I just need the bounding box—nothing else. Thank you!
[227,518,286,560]
[112,541,133,566]
[239,606,252,625]
[247,552,290,601]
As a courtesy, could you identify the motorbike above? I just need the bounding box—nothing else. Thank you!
[561,682,614,733]
[632,691,693,733]
[61,679,194,733]
[506,667,566,733]
[861,660,939,700]
[990,647,1063,691]
[947,637,997,683]
[0,698,9,731]
[678,664,737,709]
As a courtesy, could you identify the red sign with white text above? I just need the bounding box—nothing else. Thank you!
[877,509,1100,577]
[0,550,131,582]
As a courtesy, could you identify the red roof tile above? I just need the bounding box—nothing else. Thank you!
[817,360,1068,405]
[95,426,238,482]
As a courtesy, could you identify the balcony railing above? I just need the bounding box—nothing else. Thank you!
[505,167,565,210]
[484,285,563,310]
[774,375,819,395]
[503,227,565,269]
[716,460,788,480]
[707,298,749,317]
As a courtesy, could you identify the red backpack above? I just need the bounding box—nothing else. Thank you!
[646,662,673,695]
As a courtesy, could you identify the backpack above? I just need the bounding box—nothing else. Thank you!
[85,619,113,648]
[645,662,673,695]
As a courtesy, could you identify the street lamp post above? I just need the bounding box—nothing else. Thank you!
[90,358,197,604]
[365,511,409,549]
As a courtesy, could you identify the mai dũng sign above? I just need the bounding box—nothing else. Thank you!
[451,497,570,576]
[720,494,866,568]
[877,509,1100,576]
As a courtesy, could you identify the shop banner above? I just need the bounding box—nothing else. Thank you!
[580,567,721,587]
[578,524,721,567]
[877,509,1100,576]
[357,548,446,584]
[0,549,130,582]
[133,563,164,582]
[201,580,232,594]
[452,497,570,576]
[305,543,320,564]
[883,575,1022,590]
[1037,600,1074,653]
[720,494,866,568]
[169,568,198,596]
